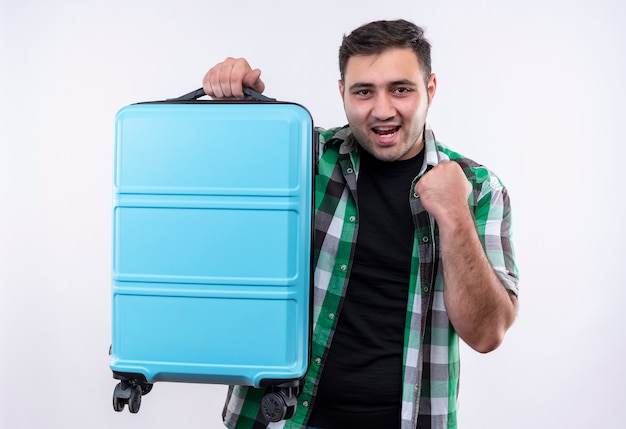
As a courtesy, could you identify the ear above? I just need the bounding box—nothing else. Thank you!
[427,73,437,106]
[338,79,345,98]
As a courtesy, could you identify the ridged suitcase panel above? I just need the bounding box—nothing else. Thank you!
[110,102,313,387]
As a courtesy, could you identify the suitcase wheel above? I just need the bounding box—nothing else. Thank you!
[112,385,125,412]
[112,379,146,414]
[128,385,142,413]
[261,388,298,422]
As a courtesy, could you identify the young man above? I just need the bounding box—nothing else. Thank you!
[203,19,519,429]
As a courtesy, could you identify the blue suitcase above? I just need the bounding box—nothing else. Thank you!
[110,88,315,421]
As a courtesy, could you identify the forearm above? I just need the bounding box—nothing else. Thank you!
[439,208,518,353]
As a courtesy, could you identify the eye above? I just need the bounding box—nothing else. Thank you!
[354,89,371,97]
[393,87,412,95]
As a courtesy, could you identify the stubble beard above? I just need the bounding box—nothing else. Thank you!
[353,124,425,162]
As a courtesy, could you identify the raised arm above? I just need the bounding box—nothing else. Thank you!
[415,161,518,353]
[202,57,265,99]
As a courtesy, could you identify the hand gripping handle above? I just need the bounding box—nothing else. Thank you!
[168,87,276,102]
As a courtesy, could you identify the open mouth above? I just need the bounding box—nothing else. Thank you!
[372,126,400,140]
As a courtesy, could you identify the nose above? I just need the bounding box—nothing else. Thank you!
[372,93,396,121]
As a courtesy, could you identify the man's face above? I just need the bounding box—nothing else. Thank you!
[339,47,436,162]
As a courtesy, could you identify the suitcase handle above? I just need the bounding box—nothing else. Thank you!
[168,87,276,102]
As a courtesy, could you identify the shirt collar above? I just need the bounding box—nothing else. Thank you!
[338,124,441,175]
[422,125,442,175]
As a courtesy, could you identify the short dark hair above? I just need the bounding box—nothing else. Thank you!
[338,19,432,85]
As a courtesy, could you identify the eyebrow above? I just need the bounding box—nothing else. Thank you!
[348,79,419,92]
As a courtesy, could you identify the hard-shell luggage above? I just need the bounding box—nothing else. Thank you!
[110,88,315,422]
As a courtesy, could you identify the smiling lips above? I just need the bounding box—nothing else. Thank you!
[373,126,401,143]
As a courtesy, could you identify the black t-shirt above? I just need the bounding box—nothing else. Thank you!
[308,148,424,429]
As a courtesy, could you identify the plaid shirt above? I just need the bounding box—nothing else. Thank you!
[222,125,519,429]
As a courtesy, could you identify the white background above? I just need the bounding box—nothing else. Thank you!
[1,0,625,428]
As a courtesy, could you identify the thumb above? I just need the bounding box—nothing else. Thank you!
[243,68,265,93]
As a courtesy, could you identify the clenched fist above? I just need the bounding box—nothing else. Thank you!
[202,57,265,99]
[414,161,472,228]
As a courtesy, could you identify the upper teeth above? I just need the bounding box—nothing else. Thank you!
[375,127,397,134]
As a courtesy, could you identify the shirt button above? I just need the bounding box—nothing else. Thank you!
[422,236,429,243]
[346,168,354,174]
[328,313,335,320]
[349,215,356,222]
[340,264,347,271]
[303,401,310,407]
[315,357,322,364]
[423,286,429,293]
[413,192,419,198]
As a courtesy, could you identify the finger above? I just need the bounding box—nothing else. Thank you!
[218,58,243,97]
[226,59,257,98]
[204,62,231,99]
[208,57,241,98]
[202,66,219,98]
[243,68,265,94]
